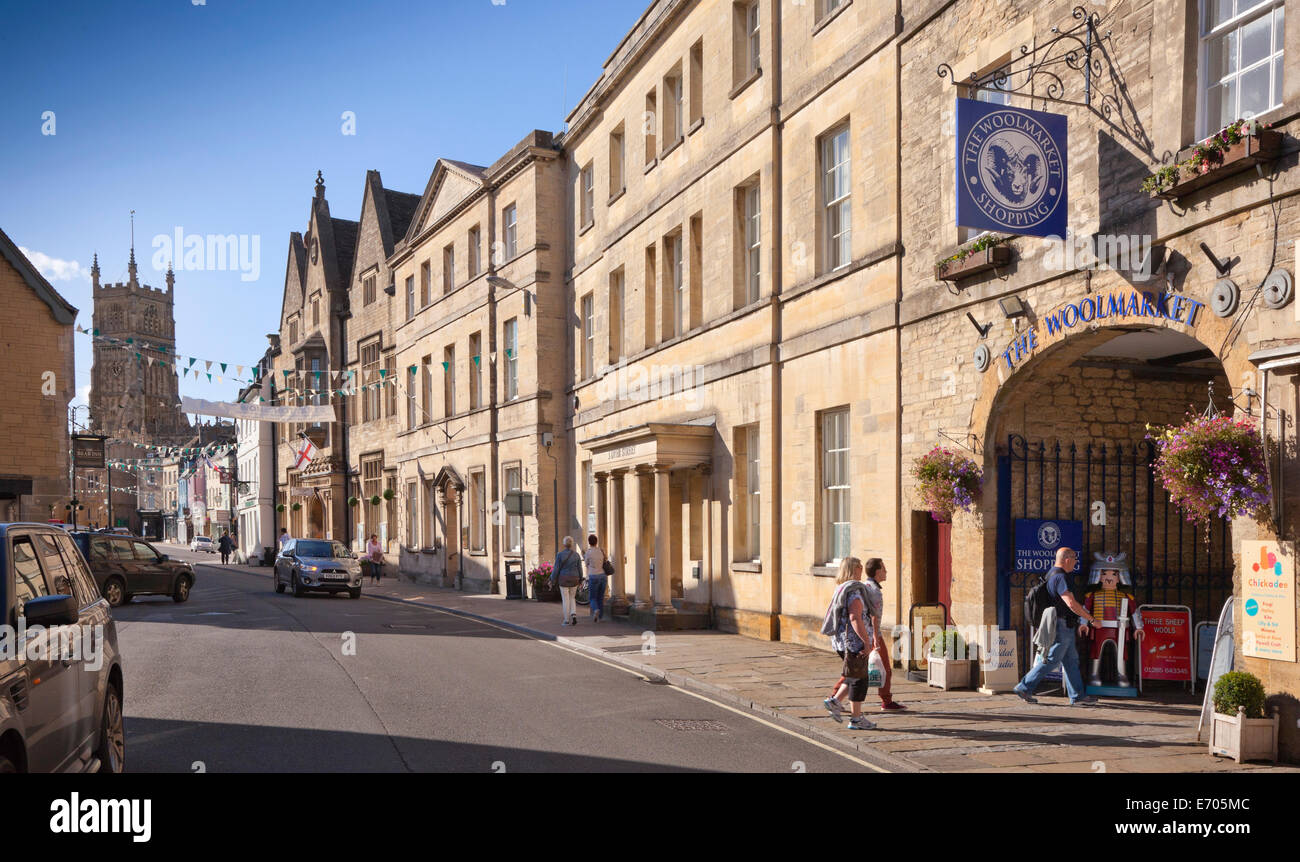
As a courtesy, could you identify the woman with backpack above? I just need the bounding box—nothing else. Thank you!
[820,556,877,730]
[553,536,585,626]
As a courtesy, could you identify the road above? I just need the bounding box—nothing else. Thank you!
[113,545,876,773]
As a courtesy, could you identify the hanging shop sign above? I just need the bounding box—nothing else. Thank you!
[956,98,1068,239]
[1013,518,1083,573]
[71,435,106,469]
[1240,540,1296,662]
[997,289,1208,374]
[1137,604,1193,685]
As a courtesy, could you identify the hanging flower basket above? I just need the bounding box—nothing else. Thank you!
[291,502,301,512]
[348,496,359,507]
[1146,414,1271,538]
[276,503,286,513]
[911,446,983,522]
[369,494,382,506]
[383,488,395,501]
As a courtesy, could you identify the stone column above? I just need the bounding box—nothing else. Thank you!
[608,469,626,604]
[653,463,674,611]
[700,465,713,611]
[630,465,652,608]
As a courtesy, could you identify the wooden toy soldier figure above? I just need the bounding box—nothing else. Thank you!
[1081,552,1145,687]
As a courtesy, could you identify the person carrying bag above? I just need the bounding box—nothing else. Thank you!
[554,536,585,627]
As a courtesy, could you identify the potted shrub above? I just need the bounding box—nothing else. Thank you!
[927,629,974,690]
[1208,671,1279,764]
[291,502,301,512]
[935,234,1013,282]
[370,494,382,507]
[527,562,559,602]
[1147,414,1271,542]
[911,446,983,522]
[383,488,395,501]
[347,496,359,507]
[276,503,285,513]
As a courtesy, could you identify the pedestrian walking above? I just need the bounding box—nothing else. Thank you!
[366,533,384,584]
[583,534,608,622]
[1014,546,1100,706]
[278,527,292,551]
[554,536,584,627]
[217,532,233,565]
[819,556,877,730]
[861,558,904,711]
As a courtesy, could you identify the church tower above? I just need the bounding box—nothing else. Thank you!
[89,245,190,440]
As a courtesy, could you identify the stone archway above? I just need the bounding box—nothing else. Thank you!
[957,298,1245,634]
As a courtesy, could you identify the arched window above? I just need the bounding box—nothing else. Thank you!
[143,305,160,334]
[105,305,124,330]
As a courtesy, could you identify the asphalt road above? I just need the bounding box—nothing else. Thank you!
[112,546,876,773]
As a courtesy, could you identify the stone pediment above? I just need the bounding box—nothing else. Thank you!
[580,421,715,472]
[410,160,487,239]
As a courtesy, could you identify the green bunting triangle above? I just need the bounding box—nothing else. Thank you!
[472,354,480,366]
[220,363,227,373]
[207,373,212,382]
[379,368,387,379]
[409,365,417,375]
[441,361,449,371]
[505,348,513,359]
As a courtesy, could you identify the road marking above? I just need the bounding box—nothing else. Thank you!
[664,685,890,773]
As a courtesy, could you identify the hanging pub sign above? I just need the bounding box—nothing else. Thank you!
[956,98,1067,239]
[71,434,106,469]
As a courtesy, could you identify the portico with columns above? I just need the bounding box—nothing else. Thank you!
[583,422,714,631]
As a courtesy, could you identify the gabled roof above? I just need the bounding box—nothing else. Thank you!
[384,189,422,242]
[330,217,359,288]
[0,227,78,325]
[404,158,490,244]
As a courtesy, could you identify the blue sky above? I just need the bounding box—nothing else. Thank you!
[0,0,645,415]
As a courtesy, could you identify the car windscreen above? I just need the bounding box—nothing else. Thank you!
[294,540,333,557]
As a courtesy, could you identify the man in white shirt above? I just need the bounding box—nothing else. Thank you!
[583,534,608,622]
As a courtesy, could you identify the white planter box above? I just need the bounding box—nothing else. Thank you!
[1209,707,1279,764]
[927,654,974,690]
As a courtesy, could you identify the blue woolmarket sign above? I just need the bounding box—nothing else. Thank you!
[1013,519,1083,574]
[957,98,1068,239]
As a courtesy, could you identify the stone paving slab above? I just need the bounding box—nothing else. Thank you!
[192,557,1298,775]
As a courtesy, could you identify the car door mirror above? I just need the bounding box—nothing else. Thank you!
[23,595,79,627]
[158,554,169,561]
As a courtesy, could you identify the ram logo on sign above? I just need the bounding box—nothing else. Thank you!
[956,98,1068,239]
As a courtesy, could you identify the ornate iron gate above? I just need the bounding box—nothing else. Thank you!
[996,434,1232,669]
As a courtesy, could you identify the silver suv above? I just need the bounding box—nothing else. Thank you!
[0,523,125,772]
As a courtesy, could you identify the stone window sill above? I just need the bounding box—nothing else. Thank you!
[729,68,762,100]
[578,220,595,237]
[688,117,704,136]
[811,565,838,577]
[608,187,626,206]
[659,136,684,160]
[644,157,657,175]
[812,0,852,36]
[732,561,762,573]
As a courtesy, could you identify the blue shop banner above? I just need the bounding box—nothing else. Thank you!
[1014,518,1083,574]
[956,98,1068,239]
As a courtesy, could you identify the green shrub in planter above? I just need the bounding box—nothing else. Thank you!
[370,494,381,506]
[1213,671,1266,719]
[291,502,301,512]
[928,629,966,660]
[383,488,394,501]
[348,496,359,507]
[276,503,285,513]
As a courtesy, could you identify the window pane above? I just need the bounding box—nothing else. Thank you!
[1207,31,1237,80]
[1207,80,1235,131]
[1275,5,1285,50]
[1274,55,1283,103]
[1205,0,1233,31]
[1239,61,1271,116]
[12,537,50,611]
[1241,13,1272,66]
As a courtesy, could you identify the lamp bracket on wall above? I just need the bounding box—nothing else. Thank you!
[937,6,1110,109]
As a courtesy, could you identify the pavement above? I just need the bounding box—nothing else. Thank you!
[175,544,1298,773]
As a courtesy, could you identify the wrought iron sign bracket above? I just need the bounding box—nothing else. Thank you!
[937,6,1111,110]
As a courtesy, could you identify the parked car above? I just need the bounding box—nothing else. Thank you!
[0,522,125,772]
[70,532,195,607]
[274,539,362,599]
[190,536,216,553]
[98,528,132,537]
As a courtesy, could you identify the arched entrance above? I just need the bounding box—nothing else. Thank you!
[307,495,325,538]
[984,324,1235,659]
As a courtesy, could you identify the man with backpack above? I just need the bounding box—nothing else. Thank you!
[1013,546,1100,706]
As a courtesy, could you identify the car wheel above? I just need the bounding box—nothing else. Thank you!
[292,573,305,598]
[172,576,192,603]
[349,587,361,599]
[102,578,126,608]
[274,572,285,594]
[96,686,125,774]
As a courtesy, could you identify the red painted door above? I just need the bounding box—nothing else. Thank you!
[937,521,953,624]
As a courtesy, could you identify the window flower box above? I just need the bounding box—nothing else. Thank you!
[1146,127,1282,200]
[935,244,1011,282]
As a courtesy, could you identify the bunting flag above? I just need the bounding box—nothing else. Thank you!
[472,354,480,366]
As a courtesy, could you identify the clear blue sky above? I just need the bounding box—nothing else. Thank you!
[0,0,645,414]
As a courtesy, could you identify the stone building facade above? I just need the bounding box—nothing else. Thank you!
[0,228,76,523]
[272,173,358,543]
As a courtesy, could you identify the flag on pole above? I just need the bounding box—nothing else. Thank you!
[293,435,319,469]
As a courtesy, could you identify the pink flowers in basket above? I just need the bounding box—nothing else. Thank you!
[1147,415,1271,537]
[911,446,983,522]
